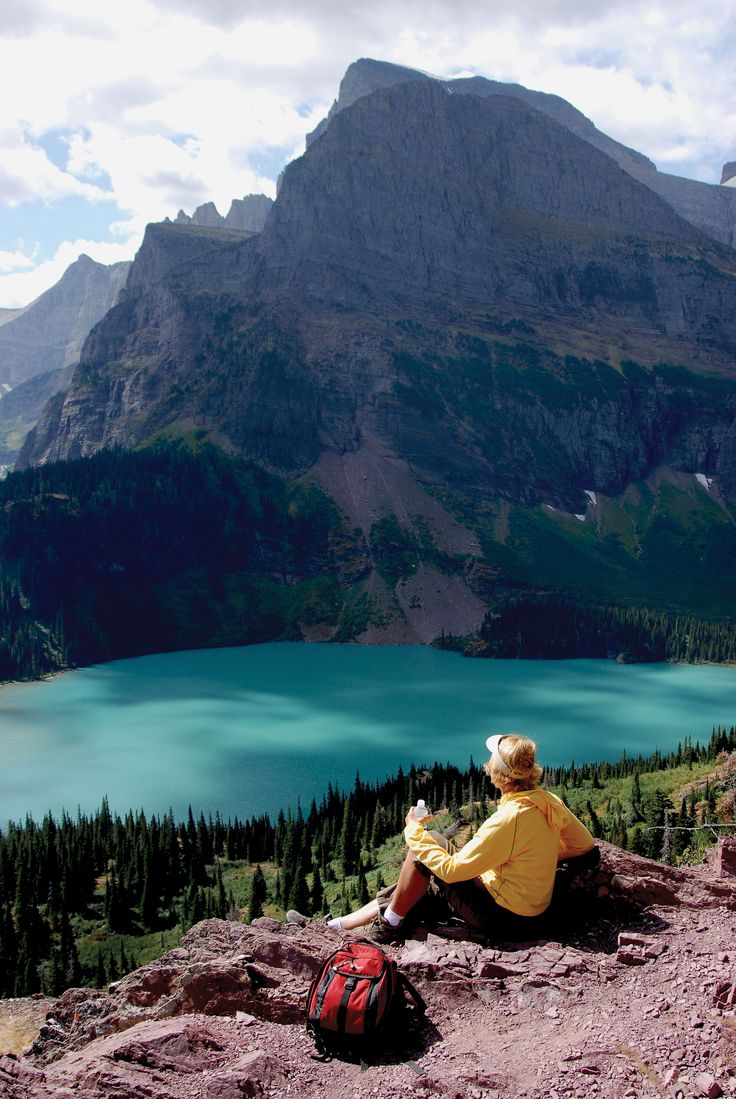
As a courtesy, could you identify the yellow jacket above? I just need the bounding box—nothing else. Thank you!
[404,789,595,917]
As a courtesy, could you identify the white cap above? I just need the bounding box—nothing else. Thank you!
[485,733,535,780]
[485,734,511,776]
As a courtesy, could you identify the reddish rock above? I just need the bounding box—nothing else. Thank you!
[113,965,181,1007]
[516,978,563,1013]
[695,1070,724,1098]
[714,837,736,879]
[616,947,648,966]
[0,1054,49,1099]
[714,980,736,1008]
[108,1019,226,1072]
[204,1049,287,1097]
[478,959,525,978]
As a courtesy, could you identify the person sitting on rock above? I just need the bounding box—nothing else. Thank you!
[326,733,598,944]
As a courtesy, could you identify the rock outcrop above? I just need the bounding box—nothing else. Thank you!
[174,194,273,233]
[1,842,735,1099]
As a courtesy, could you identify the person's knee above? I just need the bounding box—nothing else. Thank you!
[409,830,454,877]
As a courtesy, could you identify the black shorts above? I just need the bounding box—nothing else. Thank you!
[415,831,547,942]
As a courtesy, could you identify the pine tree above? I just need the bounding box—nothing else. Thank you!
[214,861,228,919]
[287,849,310,915]
[96,949,108,989]
[337,797,358,876]
[310,863,324,916]
[248,866,268,922]
[139,845,159,929]
[356,863,370,907]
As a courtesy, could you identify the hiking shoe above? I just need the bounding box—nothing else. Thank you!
[366,913,404,944]
[367,897,405,944]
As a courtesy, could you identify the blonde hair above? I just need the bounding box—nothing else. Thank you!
[484,734,543,792]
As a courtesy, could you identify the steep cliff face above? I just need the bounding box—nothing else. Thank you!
[260,79,735,358]
[0,255,131,387]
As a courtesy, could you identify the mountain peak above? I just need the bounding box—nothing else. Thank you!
[307,58,735,247]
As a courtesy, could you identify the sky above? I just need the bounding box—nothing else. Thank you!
[0,0,734,309]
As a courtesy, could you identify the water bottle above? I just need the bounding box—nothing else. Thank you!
[412,799,430,820]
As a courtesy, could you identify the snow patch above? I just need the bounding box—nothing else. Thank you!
[695,473,713,491]
[575,514,586,522]
[584,490,597,506]
[544,504,558,512]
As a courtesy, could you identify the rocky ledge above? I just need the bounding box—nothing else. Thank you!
[1,840,735,1099]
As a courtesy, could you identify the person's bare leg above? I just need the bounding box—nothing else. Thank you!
[389,849,431,918]
[339,898,380,930]
[339,850,430,930]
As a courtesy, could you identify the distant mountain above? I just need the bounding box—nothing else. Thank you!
[0,366,73,467]
[9,61,736,659]
[0,254,130,465]
[0,254,130,388]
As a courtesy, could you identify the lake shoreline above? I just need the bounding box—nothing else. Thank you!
[2,635,736,696]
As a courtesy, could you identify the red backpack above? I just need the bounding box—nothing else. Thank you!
[305,941,425,1059]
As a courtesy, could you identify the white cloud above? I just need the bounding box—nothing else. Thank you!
[0,124,106,206]
[0,248,36,273]
[0,236,137,308]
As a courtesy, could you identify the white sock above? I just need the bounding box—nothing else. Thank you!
[384,905,403,928]
[326,917,343,930]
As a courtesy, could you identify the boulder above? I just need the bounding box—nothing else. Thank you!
[204,1049,287,1098]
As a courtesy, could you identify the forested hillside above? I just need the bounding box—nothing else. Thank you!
[438,603,736,663]
[0,440,364,680]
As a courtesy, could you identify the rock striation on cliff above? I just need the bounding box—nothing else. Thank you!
[1,842,735,1099]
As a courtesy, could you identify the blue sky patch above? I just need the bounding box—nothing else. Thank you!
[0,196,125,261]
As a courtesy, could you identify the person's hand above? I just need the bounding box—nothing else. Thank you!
[405,807,432,828]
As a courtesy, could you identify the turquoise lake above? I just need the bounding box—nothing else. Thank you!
[1,643,735,825]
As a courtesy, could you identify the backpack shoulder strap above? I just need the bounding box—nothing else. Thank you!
[398,970,426,1013]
